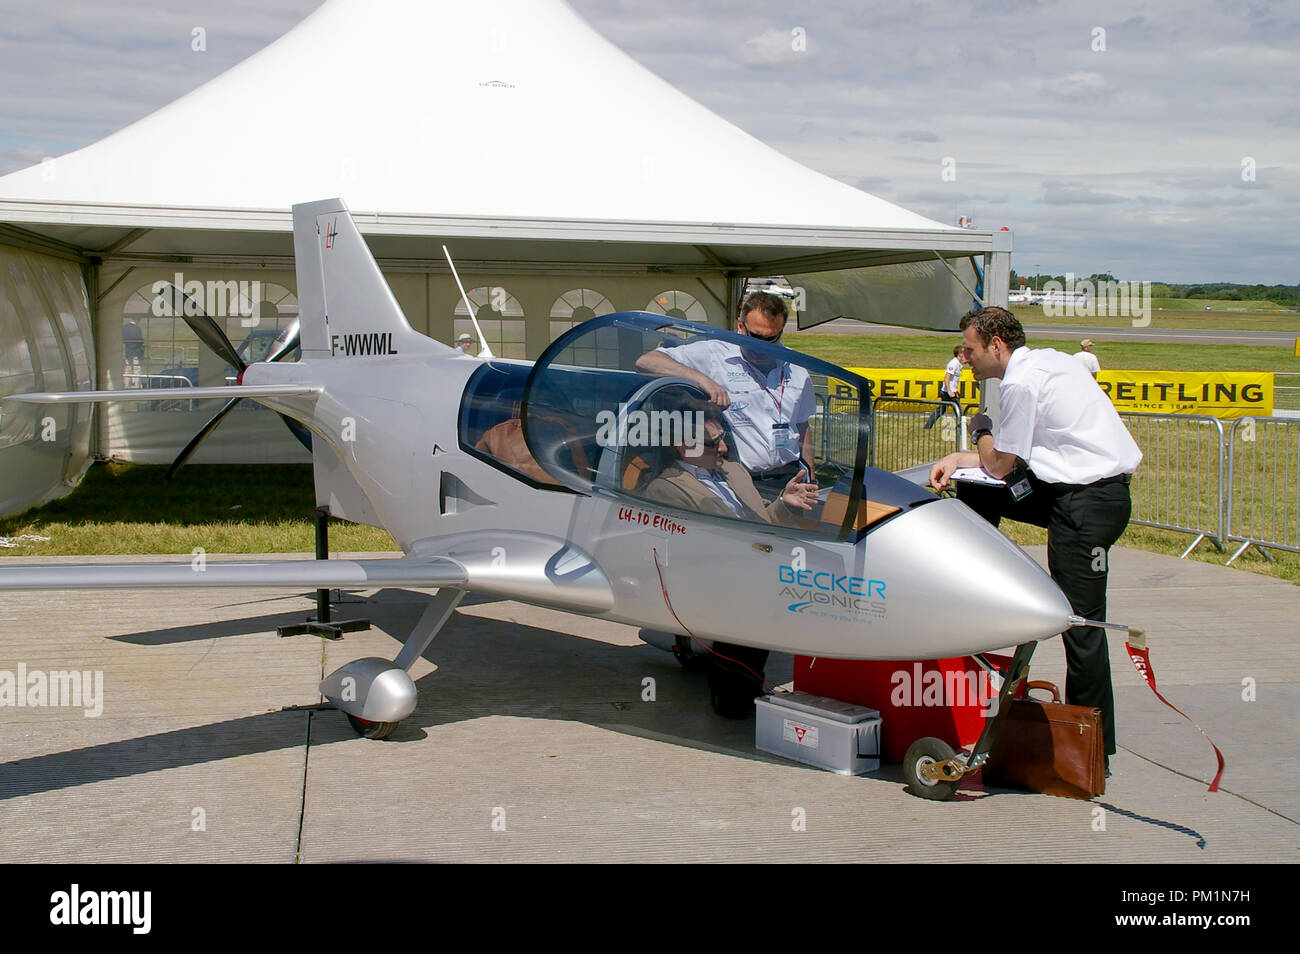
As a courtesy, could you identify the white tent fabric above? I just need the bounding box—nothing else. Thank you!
[0,0,1010,518]
[0,0,952,232]
[0,247,94,516]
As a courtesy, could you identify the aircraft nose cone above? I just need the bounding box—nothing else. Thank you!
[862,497,1074,658]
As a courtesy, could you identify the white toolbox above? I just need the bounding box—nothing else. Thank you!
[755,691,882,775]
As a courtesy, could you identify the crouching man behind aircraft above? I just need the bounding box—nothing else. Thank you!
[643,396,819,717]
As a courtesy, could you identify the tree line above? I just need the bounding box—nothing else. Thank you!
[1010,271,1300,307]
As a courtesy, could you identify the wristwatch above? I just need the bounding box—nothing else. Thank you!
[971,428,993,445]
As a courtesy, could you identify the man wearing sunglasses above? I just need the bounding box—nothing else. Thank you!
[635,291,814,498]
[643,401,820,523]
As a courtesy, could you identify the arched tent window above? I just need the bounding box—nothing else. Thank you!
[549,287,615,341]
[454,285,526,358]
[645,289,708,324]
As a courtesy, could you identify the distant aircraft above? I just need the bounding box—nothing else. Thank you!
[0,199,1102,799]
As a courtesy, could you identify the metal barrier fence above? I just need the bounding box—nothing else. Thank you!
[869,398,962,472]
[1118,412,1226,558]
[1275,372,1300,412]
[856,398,1300,565]
[1225,416,1300,563]
[814,393,865,472]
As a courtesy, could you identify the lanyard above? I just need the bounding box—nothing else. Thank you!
[740,357,789,417]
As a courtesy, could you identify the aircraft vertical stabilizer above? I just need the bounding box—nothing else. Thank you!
[292,197,450,359]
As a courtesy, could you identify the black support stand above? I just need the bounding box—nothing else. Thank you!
[277,507,372,640]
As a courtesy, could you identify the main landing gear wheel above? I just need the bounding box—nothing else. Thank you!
[345,713,399,740]
[904,737,961,801]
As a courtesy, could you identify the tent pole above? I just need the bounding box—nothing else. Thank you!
[981,230,1013,423]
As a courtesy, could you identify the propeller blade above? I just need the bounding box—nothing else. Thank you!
[164,397,241,482]
[162,283,245,374]
[267,319,301,364]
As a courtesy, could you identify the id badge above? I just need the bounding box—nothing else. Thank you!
[771,422,793,457]
[1008,469,1033,501]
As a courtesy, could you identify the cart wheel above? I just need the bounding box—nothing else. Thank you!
[346,713,398,740]
[904,737,960,801]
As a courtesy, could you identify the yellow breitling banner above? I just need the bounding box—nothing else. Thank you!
[1095,371,1272,417]
[845,368,1273,418]
[845,369,978,408]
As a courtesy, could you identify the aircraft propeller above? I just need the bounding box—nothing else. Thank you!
[161,285,312,482]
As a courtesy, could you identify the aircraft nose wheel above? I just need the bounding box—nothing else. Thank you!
[903,737,962,800]
[345,713,399,740]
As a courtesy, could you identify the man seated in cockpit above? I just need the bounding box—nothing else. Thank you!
[643,398,817,718]
[643,399,819,525]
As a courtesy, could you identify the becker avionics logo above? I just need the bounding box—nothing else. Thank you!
[0,664,102,717]
[779,565,886,621]
[50,884,151,935]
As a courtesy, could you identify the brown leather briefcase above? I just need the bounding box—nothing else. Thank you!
[982,681,1105,799]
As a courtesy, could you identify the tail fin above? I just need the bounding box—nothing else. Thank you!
[292,198,449,359]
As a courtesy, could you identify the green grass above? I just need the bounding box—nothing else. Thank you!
[0,462,398,556]
[784,332,1300,374]
[1009,298,1300,330]
[999,521,1300,586]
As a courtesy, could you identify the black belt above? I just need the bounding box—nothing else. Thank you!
[1052,473,1131,492]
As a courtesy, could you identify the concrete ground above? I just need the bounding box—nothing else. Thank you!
[0,546,1296,864]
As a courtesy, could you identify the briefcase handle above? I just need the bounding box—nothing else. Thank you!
[1025,680,1063,704]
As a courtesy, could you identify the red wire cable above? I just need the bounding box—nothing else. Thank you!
[652,547,783,694]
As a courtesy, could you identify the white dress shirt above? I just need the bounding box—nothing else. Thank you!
[655,339,813,472]
[942,356,963,398]
[995,347,1142,485]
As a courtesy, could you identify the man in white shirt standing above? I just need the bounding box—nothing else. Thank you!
[924,345,965,429]
[635,292,814,499]
[1075,338,1100,377]
[930,307,1141,768]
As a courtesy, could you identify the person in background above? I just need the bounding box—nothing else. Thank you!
[924,345,965,429]
[122,318,145,382]
[1075,339,1100,378]
[455,332,477,355]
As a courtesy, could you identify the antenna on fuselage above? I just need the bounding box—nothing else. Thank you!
[442,245,494,358]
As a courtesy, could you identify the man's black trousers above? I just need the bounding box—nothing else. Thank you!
[955,474,1131,756]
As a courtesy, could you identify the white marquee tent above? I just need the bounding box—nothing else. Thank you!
[0,0,1010,517]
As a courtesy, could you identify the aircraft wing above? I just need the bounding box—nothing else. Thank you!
[0,557,465,591]
[4,385,319,404]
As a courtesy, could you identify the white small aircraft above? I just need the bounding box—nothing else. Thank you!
[0,198,1094,799]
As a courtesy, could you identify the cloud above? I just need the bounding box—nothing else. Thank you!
[1041,179,1128,205]
[1037,71,1110,103]
[898,129,941,143]
[734,27,806,67]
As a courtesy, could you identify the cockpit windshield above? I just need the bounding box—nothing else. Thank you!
[475,311,873,539]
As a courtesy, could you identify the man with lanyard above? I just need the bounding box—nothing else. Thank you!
[635,292,814,499]
[929,307,1141,770]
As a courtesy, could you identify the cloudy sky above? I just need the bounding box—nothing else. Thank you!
[1,0,1296,283]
